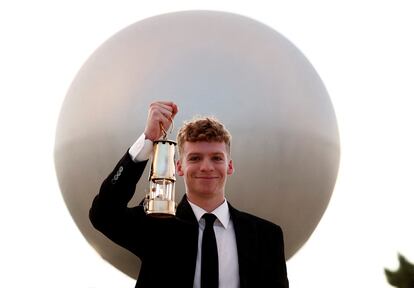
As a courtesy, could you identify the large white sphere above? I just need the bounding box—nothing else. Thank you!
[55,11,340,278]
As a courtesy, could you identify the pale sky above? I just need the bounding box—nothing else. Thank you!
[1,1,413,287]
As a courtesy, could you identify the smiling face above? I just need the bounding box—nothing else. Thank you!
[177,141,234,205]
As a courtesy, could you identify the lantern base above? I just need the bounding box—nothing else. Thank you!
[145,198,176,217]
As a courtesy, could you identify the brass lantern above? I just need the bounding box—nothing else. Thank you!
[144,124,177,217]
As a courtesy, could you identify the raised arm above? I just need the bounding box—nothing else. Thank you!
[89,101,178,257]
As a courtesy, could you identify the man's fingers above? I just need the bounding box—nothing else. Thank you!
[150,101,178,118]
[171,103,178,117]
[144,101,178,140]
[153,100,175,106]
[149,101,178,122]
[159,106,174,119]
[150,101,175,112]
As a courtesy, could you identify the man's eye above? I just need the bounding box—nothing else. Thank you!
[188,156,200,161]
[212,156,223,161]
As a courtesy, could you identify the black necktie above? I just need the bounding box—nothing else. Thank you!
[201,213,219,288]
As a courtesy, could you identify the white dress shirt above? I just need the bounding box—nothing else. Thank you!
[129,134,240,288]
[128,133,153,162]
[188,200,240,288]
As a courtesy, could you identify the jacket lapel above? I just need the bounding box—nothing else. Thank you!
[176,194,198,224]
[229,203,258,288]
[175,195,199,286]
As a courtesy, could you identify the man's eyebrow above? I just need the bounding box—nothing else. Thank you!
[186,152,201,158]
[186,152,225,156]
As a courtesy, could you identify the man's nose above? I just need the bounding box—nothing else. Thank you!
[200,159,214,171]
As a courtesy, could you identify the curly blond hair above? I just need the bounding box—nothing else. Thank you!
[176,116,231,157]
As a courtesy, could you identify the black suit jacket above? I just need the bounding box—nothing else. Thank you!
[90,151,289,287]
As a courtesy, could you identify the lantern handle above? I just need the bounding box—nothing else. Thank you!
[159,117,174,140]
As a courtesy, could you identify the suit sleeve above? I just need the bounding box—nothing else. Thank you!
[89,150,149,258]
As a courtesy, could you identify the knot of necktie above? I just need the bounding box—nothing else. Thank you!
[203,213,217,227]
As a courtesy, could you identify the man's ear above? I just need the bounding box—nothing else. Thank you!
[176,159,184,176]
[227,159,234,175]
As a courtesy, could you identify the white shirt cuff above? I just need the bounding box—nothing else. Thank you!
[128,133,153,162]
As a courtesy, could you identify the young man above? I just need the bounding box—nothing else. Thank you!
[90,101,289,288]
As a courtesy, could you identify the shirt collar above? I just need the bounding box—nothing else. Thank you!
[187,198,231,229]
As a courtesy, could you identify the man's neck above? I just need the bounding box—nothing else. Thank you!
[186,193,225,213]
